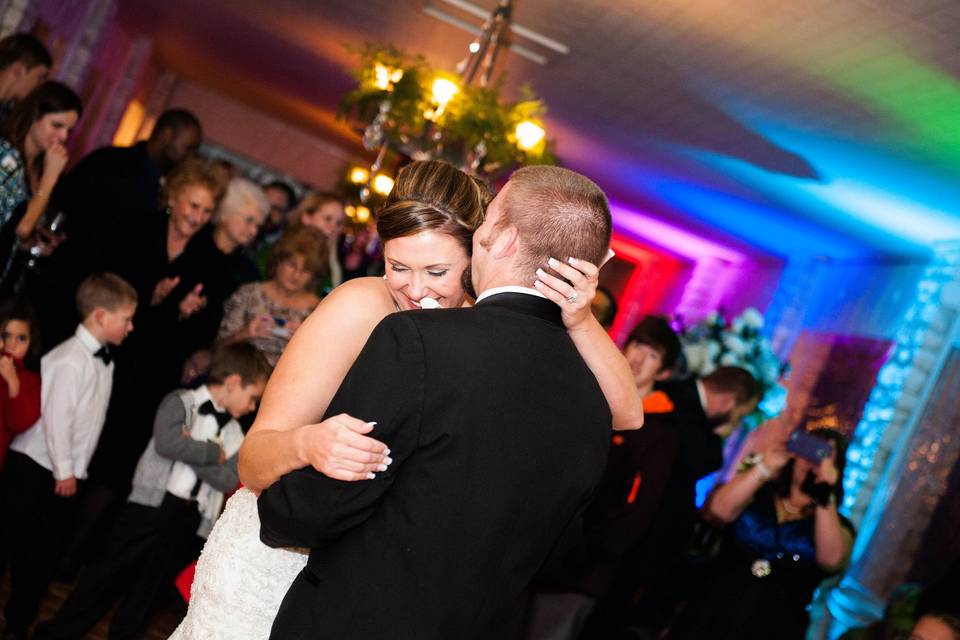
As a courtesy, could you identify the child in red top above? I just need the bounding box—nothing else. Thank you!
[0,301,41,470]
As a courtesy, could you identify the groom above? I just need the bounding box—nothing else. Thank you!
[259,166,615,639]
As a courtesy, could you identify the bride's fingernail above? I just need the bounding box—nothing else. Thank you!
[384,457,393,465]
[567,257,578,265]
[535,268,545,277]
[385,448,391,456]
[377,464,388,472]
[533,280,543,288]
[367,472,376,479]
[547,257,558,268]
[366,421,377,428]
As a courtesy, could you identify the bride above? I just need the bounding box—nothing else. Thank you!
[171,160,644,639]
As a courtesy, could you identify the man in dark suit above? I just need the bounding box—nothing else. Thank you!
[614,366,760,636]
[258,165,617,640]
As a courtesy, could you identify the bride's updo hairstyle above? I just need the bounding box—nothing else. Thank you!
[376,160,490,255]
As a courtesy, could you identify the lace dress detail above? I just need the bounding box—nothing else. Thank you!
[170,488,308,640]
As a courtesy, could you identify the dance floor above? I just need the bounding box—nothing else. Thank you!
[0,569,181,639]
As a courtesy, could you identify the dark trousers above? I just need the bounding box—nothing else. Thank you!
[33,493,201,640]
[0,451,78,636]
[57,481,124,578]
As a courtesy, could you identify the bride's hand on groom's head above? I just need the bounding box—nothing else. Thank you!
[533,256,600,332]
[295,413,392,482]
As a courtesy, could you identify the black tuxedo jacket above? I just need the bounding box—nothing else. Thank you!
[258,293,612,639]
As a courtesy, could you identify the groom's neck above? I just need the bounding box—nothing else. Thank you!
[475,271,534,296]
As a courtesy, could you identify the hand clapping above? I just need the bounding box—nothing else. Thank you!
[179,284,207,319]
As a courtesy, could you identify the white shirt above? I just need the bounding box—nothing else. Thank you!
[475,285,547,303]
[10,324,113,481]
[166,385,242,497]
[167,385,243,525]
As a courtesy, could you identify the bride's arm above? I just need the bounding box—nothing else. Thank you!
[238,279,393,491]
[534,256,645,431]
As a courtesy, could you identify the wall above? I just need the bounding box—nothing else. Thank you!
[166,80,355,189]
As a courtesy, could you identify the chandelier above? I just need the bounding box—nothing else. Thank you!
[340,0,558,205]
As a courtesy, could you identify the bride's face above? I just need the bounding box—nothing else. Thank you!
[383,230,471,310]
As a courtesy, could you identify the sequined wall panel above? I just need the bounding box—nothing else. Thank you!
[907,374,960,584]
[851,347,960,599]
[799,335,893,437]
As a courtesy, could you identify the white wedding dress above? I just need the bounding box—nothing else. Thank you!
[170,487,309,639]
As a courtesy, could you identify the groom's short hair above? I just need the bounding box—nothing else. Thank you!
[498,166,611,277]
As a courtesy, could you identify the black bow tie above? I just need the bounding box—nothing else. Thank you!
[93,346,111,365]
[198,400,231,428]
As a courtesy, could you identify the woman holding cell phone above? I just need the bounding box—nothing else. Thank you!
[665,427,855,640]
[217,225,327,366]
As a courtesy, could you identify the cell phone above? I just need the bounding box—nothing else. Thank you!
[271,326,292,340]
[786,430,833,463]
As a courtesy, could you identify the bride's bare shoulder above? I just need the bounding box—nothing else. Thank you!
[319,277,395,317]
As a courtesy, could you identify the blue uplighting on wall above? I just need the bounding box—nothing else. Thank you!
[841,246,960,518]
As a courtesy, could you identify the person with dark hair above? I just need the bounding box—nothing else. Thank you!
[0,33,52,122]
[526,315,682,640]
[53,107,202,241]
[252,179,297,254]
[33,343,270,640]
[607,365,761,636]
[0,298,41,470]
[666,428,854,640]
[28,109,203,348]
[591,285,618,329]
[0,81,81,272]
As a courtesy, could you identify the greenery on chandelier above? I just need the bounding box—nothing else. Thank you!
[338,43,555,178]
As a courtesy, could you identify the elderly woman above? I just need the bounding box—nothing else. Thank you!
[666,428,854,640]
[218,225,325,366]
[176,177,268,348]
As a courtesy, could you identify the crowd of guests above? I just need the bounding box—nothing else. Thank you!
[0,32,361,640]
[0,31,954,640]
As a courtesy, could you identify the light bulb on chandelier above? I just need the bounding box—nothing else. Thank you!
[349,166,370,184]
[372,173,395,196]
[515,120,546,151]
[372,63,403,91]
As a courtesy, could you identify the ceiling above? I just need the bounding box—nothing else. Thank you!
[117,0,960,262]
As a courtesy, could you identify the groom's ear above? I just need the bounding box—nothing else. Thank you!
[491,224,519,260]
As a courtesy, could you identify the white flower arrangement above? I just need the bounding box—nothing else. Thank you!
[679,307,788,426]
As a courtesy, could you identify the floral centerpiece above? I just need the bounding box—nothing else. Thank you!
[680,308,789,428]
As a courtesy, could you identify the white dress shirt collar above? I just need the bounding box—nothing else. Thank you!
[695,379,708,414]
[194,384,226,414]
[75,324,103,354]
[476,285,547,303]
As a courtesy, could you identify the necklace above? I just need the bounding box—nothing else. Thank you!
[780,496,805,515]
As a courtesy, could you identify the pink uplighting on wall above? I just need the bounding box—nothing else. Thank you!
[609,204,780,332]
[610,204,748,263]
